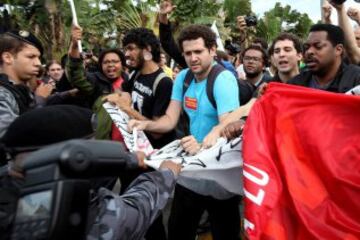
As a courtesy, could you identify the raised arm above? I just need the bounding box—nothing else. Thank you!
[159,1,187,68]
[66,25,95,96]
[331,1,360,64]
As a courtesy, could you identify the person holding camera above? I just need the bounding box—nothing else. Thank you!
[236,15,258,49]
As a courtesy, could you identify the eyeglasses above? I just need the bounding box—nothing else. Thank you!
[243,56,262,62]
[102,60,121,65]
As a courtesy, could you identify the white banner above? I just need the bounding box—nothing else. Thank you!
[346,85,360,95]
[147,137,243,195]
[211,20,225,51]
[103,102,154,156]
[104,103,243,195]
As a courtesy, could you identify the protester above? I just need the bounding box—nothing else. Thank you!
[67,25,128,140]
[329,1,360,65]
[104,28,176,149]
[172,64,182,80]
[0,30,42,137]
[159,51,173,79]
[203,32,303,145]
[103,27,177,240]
[241,45,271,86]
[158,1,187,69]
[128,24,241,240]
[45,60,64,83]
[288,23,360,92]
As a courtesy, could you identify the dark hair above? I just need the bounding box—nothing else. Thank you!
[241,45,268,66]
[309,23,344,46]
[172,64,182,71]
[0,33,27,65]
[122,28,161,63]
[45,60,62,72]
[268,32,302,56]
[98,48,126,67]
[252,37,268,50]
[177,24,217,52]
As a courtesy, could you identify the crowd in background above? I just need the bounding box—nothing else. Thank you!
[0,0,359,240]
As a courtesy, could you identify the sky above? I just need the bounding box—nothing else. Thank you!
[251,0,360,24]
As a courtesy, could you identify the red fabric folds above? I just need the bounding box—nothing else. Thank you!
[243,83,360,240]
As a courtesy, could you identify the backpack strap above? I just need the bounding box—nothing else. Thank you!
[152,72,168,95]
[205,64,226,109]
[182,64,226,109]
[183,69,194,99]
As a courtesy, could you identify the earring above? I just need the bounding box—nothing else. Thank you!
[143,50,153,61]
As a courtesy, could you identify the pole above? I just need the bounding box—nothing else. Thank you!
[68,0,82,53]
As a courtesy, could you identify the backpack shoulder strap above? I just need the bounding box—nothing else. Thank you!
[152,72,168,95]
[182,69,194,99]
[206,64,226,109]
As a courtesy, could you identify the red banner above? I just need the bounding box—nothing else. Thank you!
[243,83,360,240]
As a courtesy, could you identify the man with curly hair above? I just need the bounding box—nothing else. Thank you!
[129,24,241,240]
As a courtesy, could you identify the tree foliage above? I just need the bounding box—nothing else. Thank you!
[0,0,314,60]
[255,2,313,43]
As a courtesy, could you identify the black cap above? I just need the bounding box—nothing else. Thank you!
[5,30,44,55]
[1,105,94,151]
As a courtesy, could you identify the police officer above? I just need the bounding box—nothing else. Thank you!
[0,30,43,137]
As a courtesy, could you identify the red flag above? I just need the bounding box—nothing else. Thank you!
[243,83,360,240]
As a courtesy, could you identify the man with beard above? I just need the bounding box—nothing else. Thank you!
[241,45,270,87]
[128,24,241,240]
[0,30,42,137]
[288,24,360,93]
[102,28,175,240]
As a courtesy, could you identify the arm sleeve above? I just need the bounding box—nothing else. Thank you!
[213,71,240,116]
[66,57,95,96]
[87,169,176,240]
[0,88,19,138]
[159,22,187,68]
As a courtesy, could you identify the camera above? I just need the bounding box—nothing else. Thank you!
[245,16,257,27]
[224,40,241,56]
[10,140,131,240]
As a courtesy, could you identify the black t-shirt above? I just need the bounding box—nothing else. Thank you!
[123,68,176,149]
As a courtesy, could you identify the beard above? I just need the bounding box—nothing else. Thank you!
[127,55,145,71]
[245,69,262,79]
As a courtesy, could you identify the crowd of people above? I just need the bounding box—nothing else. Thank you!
[0,0,359,239]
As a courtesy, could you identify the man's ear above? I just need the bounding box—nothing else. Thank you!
[210,46,217,57]
[335,44,344,57]
[1,52,14,65]
[296,52,303,62]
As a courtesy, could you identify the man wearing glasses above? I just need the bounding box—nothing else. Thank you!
[241,45,269,87]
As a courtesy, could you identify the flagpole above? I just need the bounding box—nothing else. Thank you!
[68,0,82,53]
